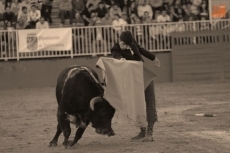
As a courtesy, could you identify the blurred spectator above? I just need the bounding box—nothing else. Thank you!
[101,12,113,43]
[0,19,5,28]
[6,21,15,43]
[72,19,84,52]
[90,17,107,55]
[103,0,111,6]
[5,0,12,9]
[16,6,30,29]
[59,0,73,25]
[37,0,43,10]
[134,15,142,24]
[112,13,127,35]
[133,16,143,43]
[127,12,134,23]
[72,0,85,15]
[137,0,153,19]
[89,14,102,26]
[181,0,190,6]
[171,0,183,22]
[88,11,97,25]
[20,0,31,12]
[200,16,209,30]
[89,10,101,26]
[190,0,202,17]
[121,0,128,16]
[3,7,15,24]
[148,0,162,12]
[29,4,41,28]
[11,0,21,16]
[129,13,136,24]
[36,16,49,28]
[142,11,153,23]
[101,12,112,25]
[0,19,7,56]
[0,0,6,20]
[96,2,107,18]
[130,13,141,24]
[111,0,122,6]
[81,4,96,26]
[41,0,53,24]
[157,9,170,22]
[30,0,38,6]
[183,7,198,21]
[86,0,101,10]
[154,9,161,20]
[72,12,84,26]
[82,0,87,4]
[112,13,127,26]
[127,1,138,18]
[177,17,186,31]
[109,3,122,20]
[200,0,208,19]
[161,0,170,12]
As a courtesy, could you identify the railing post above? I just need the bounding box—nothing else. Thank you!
[71,27,74,58]
[70,48,73,58]
[16,30,20,61]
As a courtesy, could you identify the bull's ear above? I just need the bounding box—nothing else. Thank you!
[90,97,103,110]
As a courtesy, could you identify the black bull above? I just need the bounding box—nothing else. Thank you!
[49,65,115,147]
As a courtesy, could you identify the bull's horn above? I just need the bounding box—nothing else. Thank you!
[90,96,103,111]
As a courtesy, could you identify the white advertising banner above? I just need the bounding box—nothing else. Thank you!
[18,29,72,52]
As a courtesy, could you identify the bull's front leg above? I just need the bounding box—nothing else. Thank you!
[69,120,90,147]
[59,109,71,147]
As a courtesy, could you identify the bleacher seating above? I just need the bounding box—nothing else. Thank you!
[0,0,215,29]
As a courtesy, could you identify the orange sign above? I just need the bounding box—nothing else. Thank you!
[212,4,226,18]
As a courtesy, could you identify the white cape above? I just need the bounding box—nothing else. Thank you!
[96,57,156,127]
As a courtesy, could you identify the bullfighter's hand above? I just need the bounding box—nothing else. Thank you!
[154,57,161,68]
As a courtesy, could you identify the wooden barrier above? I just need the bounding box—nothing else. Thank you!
[0,52,172,89]
[172,30,230,81]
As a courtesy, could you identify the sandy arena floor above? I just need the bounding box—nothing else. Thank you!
[0,81,230,153]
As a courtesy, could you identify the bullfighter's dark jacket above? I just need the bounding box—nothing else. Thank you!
[110,40,155,62]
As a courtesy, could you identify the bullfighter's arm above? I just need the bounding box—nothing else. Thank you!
[134,40,155,61]
[133,40,160,67]
[111,48,124,60]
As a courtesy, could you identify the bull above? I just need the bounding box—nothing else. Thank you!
[49,65,115,147]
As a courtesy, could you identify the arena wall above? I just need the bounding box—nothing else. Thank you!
[172,30,230,81]
[0,52,172,89]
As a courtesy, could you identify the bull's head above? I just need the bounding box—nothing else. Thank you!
[89,96,115,137]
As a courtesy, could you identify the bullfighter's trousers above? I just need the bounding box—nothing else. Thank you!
[145,80,157,125]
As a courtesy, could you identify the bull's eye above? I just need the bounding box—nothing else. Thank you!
[100,109,106,114]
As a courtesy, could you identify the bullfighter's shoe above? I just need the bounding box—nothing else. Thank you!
[131,127,146,140]
[142,127,154,142]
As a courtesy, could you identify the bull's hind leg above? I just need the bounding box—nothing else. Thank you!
[49,107,63,147]
[49,123,62,147]
[59,108,72,147]
[69,120,90,147]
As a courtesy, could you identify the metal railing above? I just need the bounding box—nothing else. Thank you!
[1,19,230,61]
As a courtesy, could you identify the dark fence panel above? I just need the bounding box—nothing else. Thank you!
[172,30,230,81]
